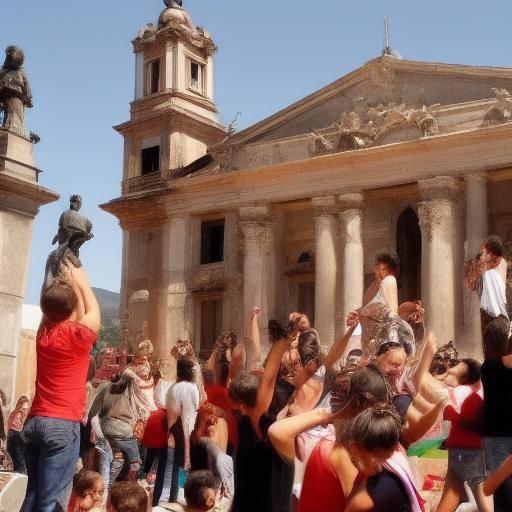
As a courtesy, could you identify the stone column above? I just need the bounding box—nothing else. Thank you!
[239,205,276,346]
[160,215,191,357]
[164,42,173,90]
[418,177,460,345]
[463,173,488,354]
[312,196,338,345]
[338,193,365,328]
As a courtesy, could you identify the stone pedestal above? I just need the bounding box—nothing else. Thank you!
[418,177,459,346]
[312,196,338,345]
[239,205,276,346]
[0,129,37,183]
[338,193,364,329]
[0,129,58,406]
[463,173,488,356]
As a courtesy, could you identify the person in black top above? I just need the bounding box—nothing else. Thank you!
[481,315,512,512]
[229,319,296,512]
[342,405,412,512]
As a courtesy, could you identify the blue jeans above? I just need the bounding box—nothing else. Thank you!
[484,437,512,512]
[20,416,80,512]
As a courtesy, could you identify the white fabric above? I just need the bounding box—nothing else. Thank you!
[154,380,173,409]
[450,382,483,413]
[165,381,199,437]
[367,275,396,306]
[480,268,508,319]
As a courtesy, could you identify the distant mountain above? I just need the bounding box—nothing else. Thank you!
[92,287,120,323]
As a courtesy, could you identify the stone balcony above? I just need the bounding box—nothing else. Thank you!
[122,171,166,195]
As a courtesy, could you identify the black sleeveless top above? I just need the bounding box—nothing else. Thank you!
[232,414,294,512]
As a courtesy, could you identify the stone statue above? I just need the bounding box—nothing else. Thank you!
[43,195,93,289]
[164,0,183,8]
[0,46,32,136]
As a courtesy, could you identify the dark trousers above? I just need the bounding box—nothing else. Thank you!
[7,429,26,474]
[144,447,168,506]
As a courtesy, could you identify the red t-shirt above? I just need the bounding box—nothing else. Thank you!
[298,438,352,512]
[29,321,97,422]
[444,383,483,450]
[205,383,238,447]
[143,408,168,449]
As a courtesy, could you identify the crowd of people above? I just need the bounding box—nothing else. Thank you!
[0,234,511,512]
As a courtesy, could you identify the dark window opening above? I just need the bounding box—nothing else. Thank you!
[148,59,160,95]
[190,61,200,90]
[396,207,422,303]
[200,299,223,359]
[201,219,225,264]
[141,145,160,175]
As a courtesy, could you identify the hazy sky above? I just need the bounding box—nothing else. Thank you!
[3,0,511,304]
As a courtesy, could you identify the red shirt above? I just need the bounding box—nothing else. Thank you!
[29,321,96,422]
[205,383,238,447]
[298,438,351,512]
[443,383,483,450]
[143,409,168,449]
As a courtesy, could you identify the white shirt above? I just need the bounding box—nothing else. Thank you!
[165,381,200,438]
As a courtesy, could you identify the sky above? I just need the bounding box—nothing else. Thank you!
[2,0,511,304]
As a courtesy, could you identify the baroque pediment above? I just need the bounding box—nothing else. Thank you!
[208,56,512,172]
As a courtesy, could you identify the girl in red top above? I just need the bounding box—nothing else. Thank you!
[268,365,394,512]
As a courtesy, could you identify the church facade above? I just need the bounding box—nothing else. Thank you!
[102,2,512,358]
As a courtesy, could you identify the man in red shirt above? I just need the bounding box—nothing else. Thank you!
[21,263,100,512]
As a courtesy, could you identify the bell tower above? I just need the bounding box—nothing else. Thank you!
[117,0,224,192]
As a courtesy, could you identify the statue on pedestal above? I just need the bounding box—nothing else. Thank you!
[0,46,32,136]
[164,0,183,8]
[43,195,94,289]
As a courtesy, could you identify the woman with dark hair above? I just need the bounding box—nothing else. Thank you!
[348,249,401,354]
[481,315,512,512]
[7,395,30,474]
[343,404,414,512]
[268,365,395,512]
[161,356,200,505]
[465,235,508,337]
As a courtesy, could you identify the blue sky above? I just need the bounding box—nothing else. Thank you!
[3,0,511,304]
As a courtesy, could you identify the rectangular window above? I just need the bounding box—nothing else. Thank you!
[146,59,160,95]
[200,219,225,264]
[200,299,223,358]
[189,60,204,93]
[141,145,160,175]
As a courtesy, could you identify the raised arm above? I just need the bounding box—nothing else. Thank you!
[268,408,331,460]
[324,325,357,370]
[255,322,293,417]
[244,307,261,371]
[411,331,437,392]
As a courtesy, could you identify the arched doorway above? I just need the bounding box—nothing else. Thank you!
[396,208,422,303]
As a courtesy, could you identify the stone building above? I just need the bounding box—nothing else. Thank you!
[102,2,512,358]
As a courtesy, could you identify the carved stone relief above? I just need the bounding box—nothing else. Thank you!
[482,88,512,127]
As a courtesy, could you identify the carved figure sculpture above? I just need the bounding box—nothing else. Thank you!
[0,46,32,136]
[43,195,93,289]
[482,88,512,127]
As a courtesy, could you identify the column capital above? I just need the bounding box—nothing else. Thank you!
[418,176,460,202]
[239,204,273,222]
[312,195,337,215]
[463,172,488,184]
[337,192,365,211]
